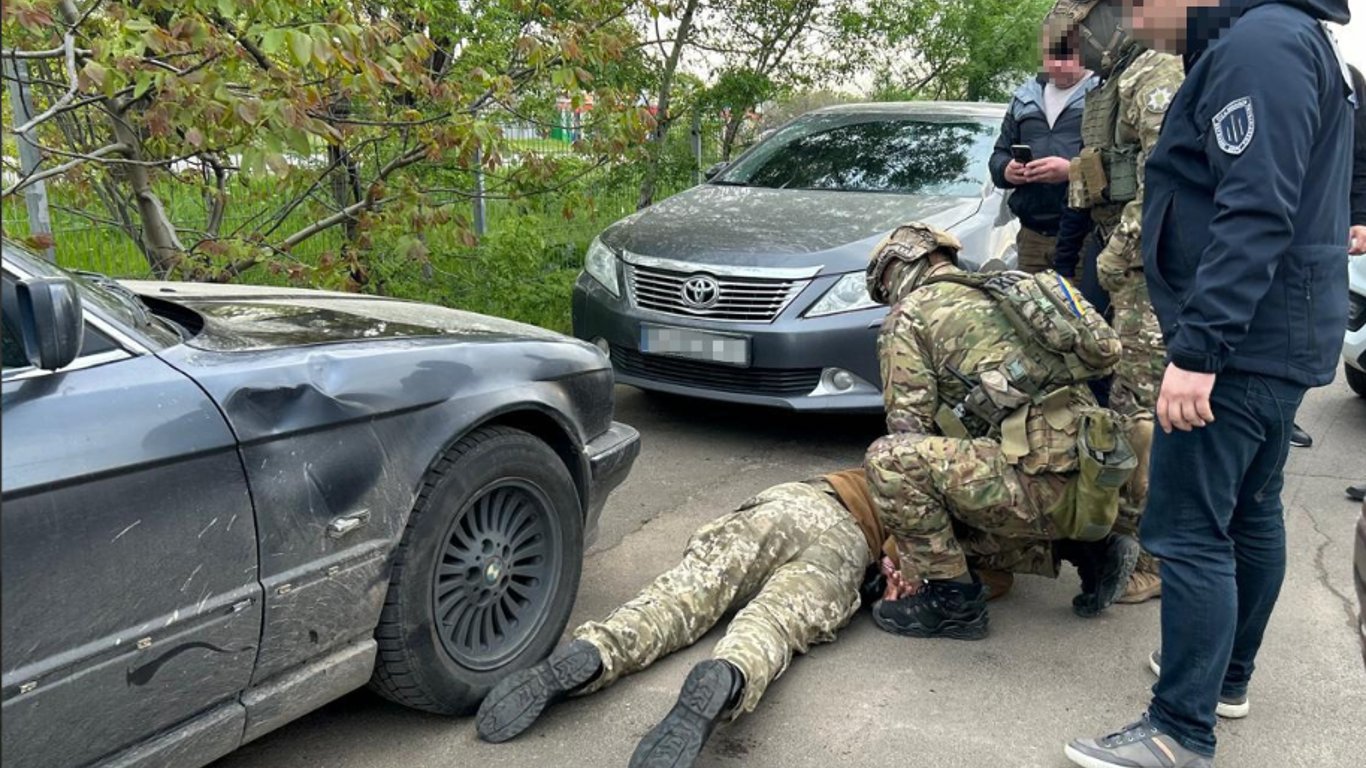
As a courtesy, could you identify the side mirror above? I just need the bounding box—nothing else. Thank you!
[703,161,729,180]
[16,276,84,371]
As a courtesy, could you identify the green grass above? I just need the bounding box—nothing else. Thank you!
[1,162,692,334]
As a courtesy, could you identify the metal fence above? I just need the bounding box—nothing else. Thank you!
[1,119,730,279]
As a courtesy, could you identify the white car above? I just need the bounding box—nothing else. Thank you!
[1345,254,1366,398]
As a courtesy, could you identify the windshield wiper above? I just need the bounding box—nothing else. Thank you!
[72,269,154,329]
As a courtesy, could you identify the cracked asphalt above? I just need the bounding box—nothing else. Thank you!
[215,379,1366,768]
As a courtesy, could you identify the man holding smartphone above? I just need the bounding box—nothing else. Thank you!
[989,26,1097,274]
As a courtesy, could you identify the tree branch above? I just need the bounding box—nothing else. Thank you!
[1,45,92,59]
[2,143,129,197]
[10,31,81,136]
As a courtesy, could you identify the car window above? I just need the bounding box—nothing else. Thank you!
[715,116,998,197]
[1,314,26,370]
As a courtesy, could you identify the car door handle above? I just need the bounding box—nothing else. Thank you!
[326,510,370,540]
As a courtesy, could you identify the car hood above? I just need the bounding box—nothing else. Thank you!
[601,184,983,271]
[121,280,571,353]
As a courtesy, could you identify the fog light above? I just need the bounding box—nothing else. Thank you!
[810,368,876,397]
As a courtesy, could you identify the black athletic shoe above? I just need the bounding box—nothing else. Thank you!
[1347,485,1365,502]
[475,639,603,743]
[1072,534,1141,618]
[629,659,744,768]
[1290,423,1312,448]
[871,578,989,639]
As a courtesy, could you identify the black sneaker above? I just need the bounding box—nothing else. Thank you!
[1290,423,1312,448]
[629,659,744,768]
[1347,485,1365,502]
[1072,534,1140,618]
[475,639,603,743]
[871,579,989,639]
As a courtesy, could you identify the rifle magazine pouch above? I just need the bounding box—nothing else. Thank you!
[1050,407,1136,541]
[1076,148,1108,207]
[1103,145,1139,204]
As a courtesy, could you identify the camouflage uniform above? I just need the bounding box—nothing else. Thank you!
[870,225,1143,583]
[1069,44,1185,416]
[571,481,868,717]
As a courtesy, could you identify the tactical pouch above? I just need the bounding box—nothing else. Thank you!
[962,369,1032,432]
[1102,145,1139,203]
[1047,407,1137,541]
[1074,148,1109,207]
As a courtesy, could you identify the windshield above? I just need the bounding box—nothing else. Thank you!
[714,114,998,197]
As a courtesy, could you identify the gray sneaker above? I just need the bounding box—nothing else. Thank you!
[1148,650,1250,719]
[1065,717,1213,768]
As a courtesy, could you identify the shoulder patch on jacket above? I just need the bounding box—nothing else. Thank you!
[1212,97,1255,155]
[1146,86,1174,114]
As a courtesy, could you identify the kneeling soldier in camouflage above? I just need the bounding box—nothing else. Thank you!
[475,469,1011,766]
[865,222,1153,639]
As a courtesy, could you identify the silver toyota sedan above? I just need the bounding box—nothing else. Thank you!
[572,101,1018,412]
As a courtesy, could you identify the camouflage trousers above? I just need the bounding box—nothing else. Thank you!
[1109,283,1166,417]
[1016,226,1059,274]
[865,435,1071,582]
[572,482,867,717]
[958,528,1058,578]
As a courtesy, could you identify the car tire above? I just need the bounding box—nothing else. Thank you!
[1347,364,1366,399]
[369,425,583,715]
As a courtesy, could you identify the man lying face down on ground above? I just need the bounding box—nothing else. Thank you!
[473,222,1153,768]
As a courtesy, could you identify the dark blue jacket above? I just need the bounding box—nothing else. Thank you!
[1142,0,1354,387]
[990,74,1096,235]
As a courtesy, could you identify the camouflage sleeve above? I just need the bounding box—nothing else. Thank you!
[1096,54,1184,292]
[878,304,937,435]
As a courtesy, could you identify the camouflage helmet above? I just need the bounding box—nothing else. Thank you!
[1045,0,1131,76]
[865,222,962,305]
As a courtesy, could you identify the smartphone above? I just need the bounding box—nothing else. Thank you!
[1010,144,1034,164]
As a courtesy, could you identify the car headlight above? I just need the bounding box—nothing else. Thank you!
[585,237,621,297]
[806,272,878,317]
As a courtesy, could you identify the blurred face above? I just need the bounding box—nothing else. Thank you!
[1124,0,1221,53]
[1045,52,1087,88]
[1043,32,1087,88]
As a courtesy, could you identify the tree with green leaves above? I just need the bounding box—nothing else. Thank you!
[837,0,1054,103]
[1,0,649,285]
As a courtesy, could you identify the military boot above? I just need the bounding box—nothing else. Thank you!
[1117,552,1162,604]
[629,659,745,768]
[871,578,989,639]
[475,639,603,743]
[1066,534,1140,618]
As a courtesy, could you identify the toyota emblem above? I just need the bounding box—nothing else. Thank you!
[680,275,720,309]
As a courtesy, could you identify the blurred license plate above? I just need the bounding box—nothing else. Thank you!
[640,325,749,367]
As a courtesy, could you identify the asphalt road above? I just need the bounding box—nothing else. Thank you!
[216,380,1366,768]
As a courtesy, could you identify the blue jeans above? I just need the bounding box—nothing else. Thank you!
[1141,371,1305,756]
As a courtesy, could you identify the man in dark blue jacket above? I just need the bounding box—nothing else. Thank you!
[1064,1,1354,767]
[990,33,1097,274]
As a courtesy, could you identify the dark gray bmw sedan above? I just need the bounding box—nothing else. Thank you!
[1,241,638,767]
[573,101,1018,412]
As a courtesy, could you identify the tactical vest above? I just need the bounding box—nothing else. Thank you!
[1069,48,1143,231]
[924,271,1136,542]
[926,270,1120,390]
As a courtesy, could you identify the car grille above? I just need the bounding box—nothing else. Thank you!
[625,263,807,323]
[610,346,822,397]
[1349,291,1366,333]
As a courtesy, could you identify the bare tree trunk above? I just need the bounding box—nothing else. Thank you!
[109,114,185,277]
[720,112,745,161]
[637,0,700,210]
